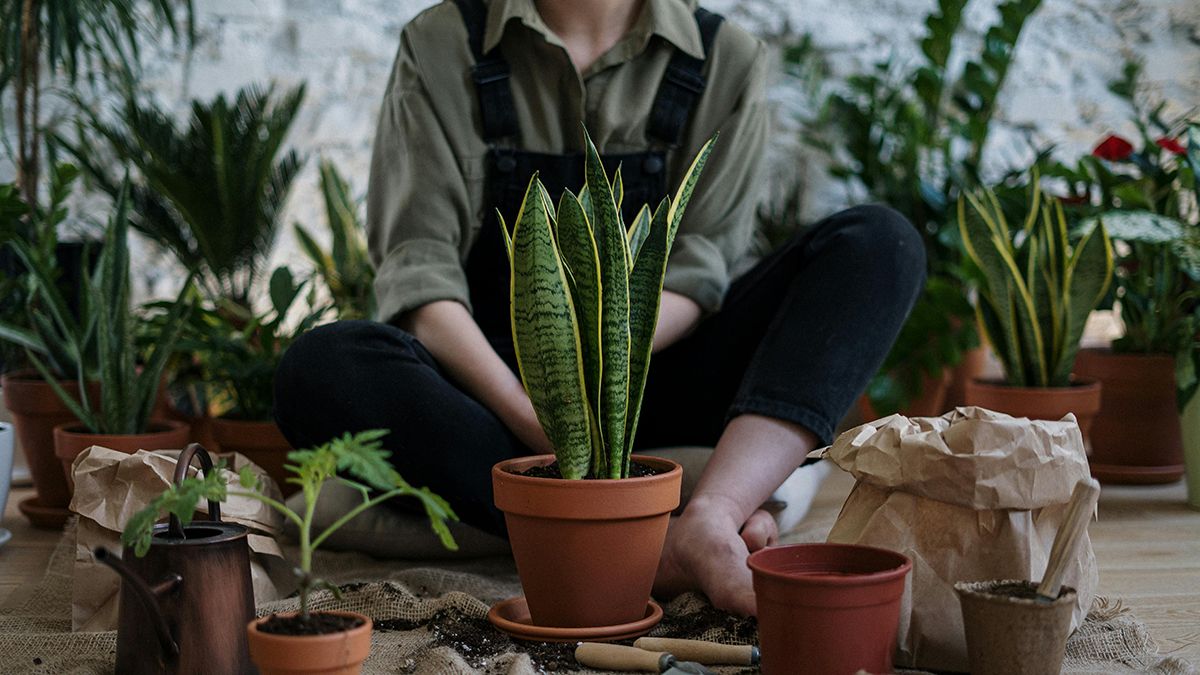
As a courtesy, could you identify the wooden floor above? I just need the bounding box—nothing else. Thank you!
[2,473,1198,664]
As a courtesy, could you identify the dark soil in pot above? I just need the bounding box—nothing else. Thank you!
[258,613,365,636]
[516,459,663,479]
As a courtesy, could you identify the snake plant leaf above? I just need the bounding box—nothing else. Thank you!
[627,205,652,262]
[613,165,624,215]
[509,176,592,479]
[583,129,631,477]
[555,190,606,475]
[993,227,1047,386]
[1055,215,1113,385]
[959,193,1026,384]
[625,199,672,467]
[496,210,513,263]
[667,137,718,238]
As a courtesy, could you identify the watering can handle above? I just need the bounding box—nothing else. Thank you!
[168,443,222,538]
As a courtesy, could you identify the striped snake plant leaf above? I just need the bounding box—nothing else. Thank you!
[667,136,718,236]
[555,189,608,476]
[959,193,1027,384]
[509,175,593,479]
[583,130,632,477]
[625,199,672,467]
[993,225,1047,386]
[627,204,653,261]
[1053,214,1113,385]
[613,165,624,215]
[496,210,513,263]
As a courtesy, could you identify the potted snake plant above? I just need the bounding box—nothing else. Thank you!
[960,180,1114,438]
[491,130,712,630]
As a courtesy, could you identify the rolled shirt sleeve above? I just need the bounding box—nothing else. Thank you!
[367,24,475,324]
[663,36,768,314]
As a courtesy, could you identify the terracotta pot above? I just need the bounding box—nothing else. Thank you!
[211,418,296,496]
[1074,349,1184,484]
[1183,393,1200,511]
[859,367,953,420]
[247,611,372,675]
[53,419,190,492]
[964,378,1102,440]
[492,454,682,628]
[945,346,990,409]
[748,543,912,675]
[955,580,1076,675]
[1,371,98,528]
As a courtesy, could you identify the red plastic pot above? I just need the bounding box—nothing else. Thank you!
[492,454,682,628]
[748,543,912,675]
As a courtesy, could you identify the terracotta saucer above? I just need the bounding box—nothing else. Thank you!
[487,597,663,643]
[18,495,71,529]
[1090,463,1184,486]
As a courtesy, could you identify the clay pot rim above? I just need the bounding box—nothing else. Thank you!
[747,543,913,586]
[967,377,1100,394]
[954,579,1077,608]
[247,610,373,644]
[52,418,189,439]
[492,454,682,487]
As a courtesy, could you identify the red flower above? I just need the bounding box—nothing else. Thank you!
[1155,137,1187,155]
[1092,134,1134,161]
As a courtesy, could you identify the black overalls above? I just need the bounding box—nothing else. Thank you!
[453,0,724,356]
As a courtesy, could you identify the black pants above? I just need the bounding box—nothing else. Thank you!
[274,205,925,535]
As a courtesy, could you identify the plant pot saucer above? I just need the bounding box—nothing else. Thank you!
[0,528,11,548]
[1090,462,1184,485]
[18,495,70,529]
[487,596,663,643]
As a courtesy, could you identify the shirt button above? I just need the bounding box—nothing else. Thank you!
[496,155,517,173]
[642,156,664,175]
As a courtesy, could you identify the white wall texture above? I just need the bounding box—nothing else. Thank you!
[9,0,1200,296]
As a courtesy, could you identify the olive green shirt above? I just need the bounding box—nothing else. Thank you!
[367,0,768,323]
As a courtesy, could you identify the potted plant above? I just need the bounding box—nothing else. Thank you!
[959,180,1114,436]
[122,429,457,674]
[2,183,194,493]
[490,132,710,630]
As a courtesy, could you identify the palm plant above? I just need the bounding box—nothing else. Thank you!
[504,130,713,479]
[958,181,1114,387]
[294,159,376,321]
[0,0,193,207]
[63,84,305,309]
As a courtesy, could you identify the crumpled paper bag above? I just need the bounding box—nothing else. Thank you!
[69,445,287,632]
[820,406,1098,672]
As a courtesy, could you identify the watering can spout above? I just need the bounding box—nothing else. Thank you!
[94,547,182,659]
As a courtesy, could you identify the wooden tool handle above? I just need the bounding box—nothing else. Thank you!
[634,638,757,665]
[1038,477,1101,600]
[575,643,667,672]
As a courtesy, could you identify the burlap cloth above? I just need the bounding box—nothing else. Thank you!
[0,520,1194,675]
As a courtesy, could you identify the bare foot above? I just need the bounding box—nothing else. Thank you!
[654,498,776,616]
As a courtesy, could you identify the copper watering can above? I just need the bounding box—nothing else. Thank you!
[95,443,257,674]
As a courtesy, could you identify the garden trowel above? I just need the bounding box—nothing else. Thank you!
[575,642,716,674]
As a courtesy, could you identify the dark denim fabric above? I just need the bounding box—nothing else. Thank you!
[274,205,925,535]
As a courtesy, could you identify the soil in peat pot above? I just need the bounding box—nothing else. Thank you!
[257,612,366,636]
[517,460,662,479]
[983,582,1071,601]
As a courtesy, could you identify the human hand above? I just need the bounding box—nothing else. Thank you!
[653,495,778,616]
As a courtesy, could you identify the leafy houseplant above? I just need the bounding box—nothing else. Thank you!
[123,430,457,674]
[789,0,1045,414]
[490,131,706,630]
[959,180,1114,434]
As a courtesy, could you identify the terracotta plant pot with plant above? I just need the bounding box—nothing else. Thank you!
[124,430,457,675]
[489,131,711,633]
[54,420,191,489]
[959,181,1114,438]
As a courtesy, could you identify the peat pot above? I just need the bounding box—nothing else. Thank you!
[95,444,256,675]
[492,454,682,628]
[748,543,912,675]
[247,611,373,675]
[211,418,295,496]
[1,371,98,528]
[53,420,190,493]
[955,580,1076,675]
[964,379,1101,440]
[1074,349,1184,484]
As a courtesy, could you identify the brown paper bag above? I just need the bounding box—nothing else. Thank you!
[822,406,1098,672]
[69,446,287,632]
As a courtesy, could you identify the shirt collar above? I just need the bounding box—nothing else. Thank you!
[482,0,705,60]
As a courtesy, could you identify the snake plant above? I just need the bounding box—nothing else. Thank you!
[958,181,1114,388]
[503,131,714,479]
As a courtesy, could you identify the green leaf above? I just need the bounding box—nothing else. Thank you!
[625,200,672,464]
[269,266,300,317]
[1055,215,1113,384]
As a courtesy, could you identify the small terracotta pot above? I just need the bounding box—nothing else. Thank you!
[955,580,1076,675]
[1074,349,1184,484]
[492,454,682,628]
[859,367,953,420]
[748,543,911,675]
[247,611,372,675]
[1,371,98,528]
[211,418,295,496]
[964,378,1102,439]
[53,419,191,492]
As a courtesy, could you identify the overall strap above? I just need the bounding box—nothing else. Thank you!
[454,0,520,141]
[647,7,724,147]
